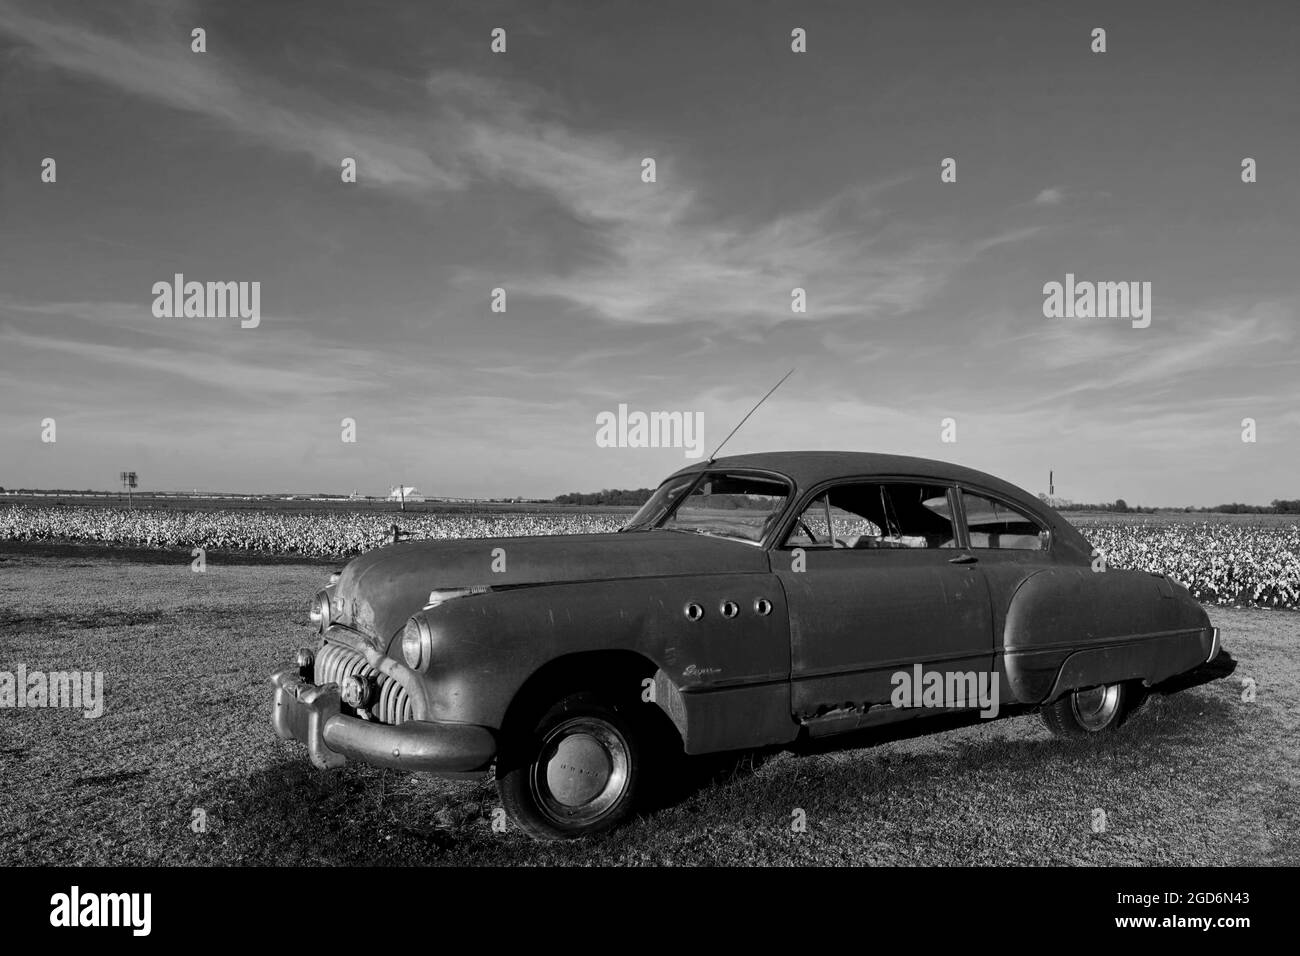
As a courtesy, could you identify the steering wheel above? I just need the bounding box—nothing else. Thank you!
[797,519,819,544]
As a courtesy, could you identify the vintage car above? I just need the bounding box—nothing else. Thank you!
[270,451,1229,839]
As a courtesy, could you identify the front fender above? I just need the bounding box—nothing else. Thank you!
[404,574,796,753]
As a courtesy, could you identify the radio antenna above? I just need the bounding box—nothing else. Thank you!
[707,368,795,463]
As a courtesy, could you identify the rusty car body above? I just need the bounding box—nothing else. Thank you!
[270,451,1230,839]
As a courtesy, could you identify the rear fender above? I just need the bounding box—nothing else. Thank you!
[1001,566,1213,703]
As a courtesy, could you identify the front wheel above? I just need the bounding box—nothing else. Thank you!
[1042,681,1129,737]
[496,691,642,840]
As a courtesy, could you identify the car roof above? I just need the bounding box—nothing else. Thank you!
[669,451,1042,510]
[664,451,1095,561]
[676,450,1005,486]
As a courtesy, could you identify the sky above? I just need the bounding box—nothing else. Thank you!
[0,0,1297,504]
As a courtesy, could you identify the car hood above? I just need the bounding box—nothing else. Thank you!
[331,530,769,642]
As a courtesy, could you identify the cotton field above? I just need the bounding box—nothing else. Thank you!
[3,505,1298,609]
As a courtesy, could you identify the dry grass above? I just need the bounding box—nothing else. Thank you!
[1,542,1295,866]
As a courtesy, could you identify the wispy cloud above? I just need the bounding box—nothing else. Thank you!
[0,299,390,399]
[0,2,1037,330]
[973,226,1045,253]
[0,0,462,190]
[1021,300,1296,399]
[450,110,1044,326]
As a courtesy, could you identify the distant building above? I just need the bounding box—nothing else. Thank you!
[388,485,425,502]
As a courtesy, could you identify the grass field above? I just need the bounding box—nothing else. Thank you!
[1,542,1295,866]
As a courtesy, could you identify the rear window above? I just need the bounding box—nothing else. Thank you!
[960,492,1045,550]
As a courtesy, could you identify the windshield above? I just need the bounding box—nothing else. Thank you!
[622,472,793,544]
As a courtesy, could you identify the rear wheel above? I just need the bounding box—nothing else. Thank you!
[1042,681,1129,736]
[497,691,642,840]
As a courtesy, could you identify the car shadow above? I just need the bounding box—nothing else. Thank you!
[1147,649,1237,695]
[643,666,1243,818]
[197,757,499,863]
[220,661,1241,858]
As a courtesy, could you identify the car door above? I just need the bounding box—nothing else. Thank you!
[956,487,1054,609]
[772,478,994,733]
[954,486,1057,701]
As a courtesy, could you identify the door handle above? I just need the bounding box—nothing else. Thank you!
[948,553,978,564]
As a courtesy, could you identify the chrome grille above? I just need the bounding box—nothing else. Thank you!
[315,641,413,725]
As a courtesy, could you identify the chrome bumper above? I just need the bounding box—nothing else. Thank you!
[269,665,496,775]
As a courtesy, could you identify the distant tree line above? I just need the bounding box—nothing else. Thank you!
[2,487,114,495]
[1053,498,1158,514]
[1046,496,1300,515]
[688,494,774,510]
[1204,499,1300,514]
[552,488,774,510]
[553,488,655,506]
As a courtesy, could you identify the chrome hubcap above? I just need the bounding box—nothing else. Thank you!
[547,733,611,806]
[1072,683,1121,731]
[533,717,630,825]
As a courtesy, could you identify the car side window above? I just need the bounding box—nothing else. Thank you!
[786,495,874,548]
[960,492,1045,550]
[783,482,956,549]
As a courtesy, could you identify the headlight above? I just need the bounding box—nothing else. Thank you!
[313,590,331,632]
[402,615,433,670]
